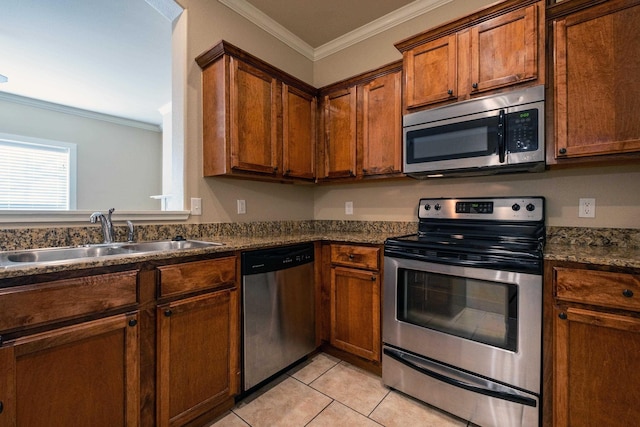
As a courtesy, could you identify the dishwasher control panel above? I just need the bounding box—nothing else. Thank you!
[242,243,314,275]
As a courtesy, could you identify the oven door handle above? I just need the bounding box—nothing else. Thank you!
[383,347,537,407]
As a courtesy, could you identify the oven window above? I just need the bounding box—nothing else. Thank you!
[397,269,517,351]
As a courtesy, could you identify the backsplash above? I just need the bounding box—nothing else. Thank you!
[0,220,417,252]
[0,222,637,252]
[546,226,640,248]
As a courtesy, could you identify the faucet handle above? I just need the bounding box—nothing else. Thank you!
[126,220,135,242]
[107,208,115,220]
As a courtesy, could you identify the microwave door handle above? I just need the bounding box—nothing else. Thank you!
[498,109,506,163]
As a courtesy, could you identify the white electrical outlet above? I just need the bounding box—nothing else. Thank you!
[345,201,353,215]
[190,198,202,216]
[579,198,596,218]
[237,199,246,215]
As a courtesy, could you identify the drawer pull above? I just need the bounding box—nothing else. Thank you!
[558,312,567,320]
[622,289,634,298]
[348,254,354,260]
[164,309,173,317]
[128,319,138,327]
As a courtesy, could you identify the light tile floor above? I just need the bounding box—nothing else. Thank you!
[208,353,472,427]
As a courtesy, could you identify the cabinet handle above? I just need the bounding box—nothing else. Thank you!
[285,169,291,175]
[447,89,453,96]
[558,312,567,320]
[371,275,376,281]
[273,167,278,173]
[622,289,634,298]
[348,254,354,260]
[472,83,478,89]
[128,318,138,327]
[0,400,3,414]
[164,309,173,317]
[559,148,567,155]
[349,170,355,177]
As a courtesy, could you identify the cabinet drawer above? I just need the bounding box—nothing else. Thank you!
[0,270,138,332]
[554,267,640,312]
[330,244,380,270]
[158,256,237,298]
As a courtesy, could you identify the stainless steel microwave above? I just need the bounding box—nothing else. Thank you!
[403,85,545,178]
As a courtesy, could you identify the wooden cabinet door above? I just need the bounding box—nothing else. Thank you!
[404,34,458,109]
[360,71,402,176]
[322,88,357,179]
[230,57,279,175]
[283,83,316,180]
[330,266,380,361]
[0,313,139,427]
[553,0,640,159]
[470,4,538,94]
[554,306,640,426]
[156,289,239,427]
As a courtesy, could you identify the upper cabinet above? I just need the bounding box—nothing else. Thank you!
[396,0,544,113]
[548,0,640,165]
[318,62,403,182]
[196,41,317,182]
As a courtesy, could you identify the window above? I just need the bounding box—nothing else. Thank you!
[0,133,77,210]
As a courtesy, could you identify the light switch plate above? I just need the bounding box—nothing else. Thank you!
[237,199,246,215]
[345,201,353,215]
[191,198,202,216]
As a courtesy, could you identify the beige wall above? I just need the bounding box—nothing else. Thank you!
[181,0,316,223]
[179,0,639,228]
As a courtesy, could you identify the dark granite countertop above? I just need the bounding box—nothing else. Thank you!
[0,231,397,281]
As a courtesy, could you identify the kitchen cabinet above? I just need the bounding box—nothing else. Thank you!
[548,0,640,164]
[396,0,544,112]
[319,62,403,182]
[546,262,640,426]
[196,41,317,182]
[283,84,317,180]
[327,244,381,362]
[156,256,239,427]
[0,270,140,426]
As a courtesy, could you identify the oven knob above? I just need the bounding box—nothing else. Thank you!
[434,203,441,211]
[424,204,431,211]
[526,203,535,212]
[512,203,521,211]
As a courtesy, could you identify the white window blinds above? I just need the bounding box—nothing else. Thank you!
[0,136,76,210]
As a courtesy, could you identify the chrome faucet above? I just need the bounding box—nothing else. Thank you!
[89,208,115,243]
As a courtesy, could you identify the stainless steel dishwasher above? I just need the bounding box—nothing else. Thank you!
[241,243,315,391]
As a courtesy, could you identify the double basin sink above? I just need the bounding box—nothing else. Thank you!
[0,240,223,268]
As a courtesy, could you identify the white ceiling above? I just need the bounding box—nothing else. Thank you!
[0,0,442,126]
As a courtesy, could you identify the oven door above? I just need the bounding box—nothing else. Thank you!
[382,255,541,394]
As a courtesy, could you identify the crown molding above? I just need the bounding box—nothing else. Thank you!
[218,0,452,61]
[218,0,316,60]
[0,92,162,132]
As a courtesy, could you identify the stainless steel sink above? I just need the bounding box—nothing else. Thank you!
[120,240,223,252]
[0,240,223,267]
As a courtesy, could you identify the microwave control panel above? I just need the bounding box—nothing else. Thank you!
[506,109,538,153]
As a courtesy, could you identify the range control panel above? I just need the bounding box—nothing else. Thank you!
[419,197,544,222]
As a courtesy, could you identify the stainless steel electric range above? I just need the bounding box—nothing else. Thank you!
[383,196,545,427]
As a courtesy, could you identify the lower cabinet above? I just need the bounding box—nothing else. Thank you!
[326,243,381,363]
[0,312,140,427]
[155,257,240,427]
[548,263,640,426]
